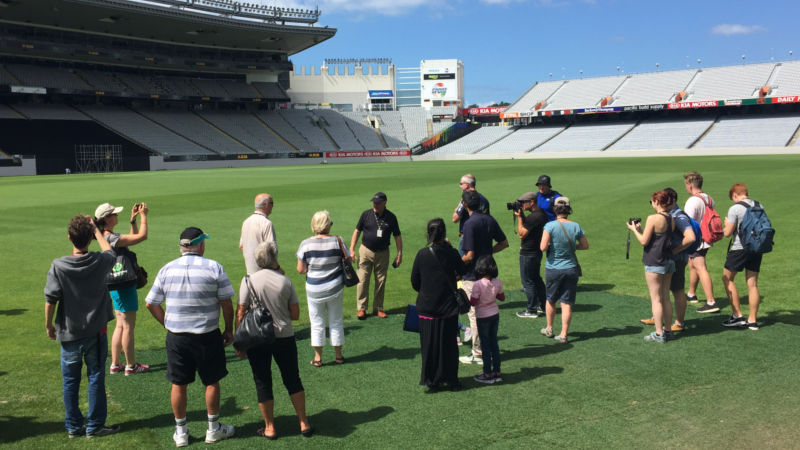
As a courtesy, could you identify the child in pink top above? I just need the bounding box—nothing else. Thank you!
[469,255,505,384]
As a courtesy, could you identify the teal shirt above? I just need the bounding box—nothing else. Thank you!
[543,220,584,270]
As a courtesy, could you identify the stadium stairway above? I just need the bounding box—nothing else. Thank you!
[602,119,642,150]
[191,111,259,154]
[787,121,800,146]
[375,128,389,148]
[530,123,571,152]
[6,105,28,120]
[681,70,702,101]
[688,115,720,148]
[252,114,299,152]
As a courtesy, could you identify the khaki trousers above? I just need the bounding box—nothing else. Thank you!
[356,244,389,312]
[461,280,481,357]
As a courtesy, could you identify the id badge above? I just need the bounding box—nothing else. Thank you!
[377,229,383,238]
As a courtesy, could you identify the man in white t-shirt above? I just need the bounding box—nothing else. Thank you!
[683,172,719,314]
[239,193,281,275]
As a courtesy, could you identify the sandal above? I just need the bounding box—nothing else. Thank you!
[256,428,278,440]
[540,328,554,338]
[310,359,323,367]
[335,357,345,365]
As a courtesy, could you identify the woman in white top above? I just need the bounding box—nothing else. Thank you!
[296,210,350,367]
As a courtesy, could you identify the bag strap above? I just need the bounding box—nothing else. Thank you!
[694,193,713,209]
[428,247,458,291]
[336,236,349,262]
[244,275,271,316]
[557,220,580,267]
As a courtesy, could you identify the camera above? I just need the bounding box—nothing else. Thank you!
[506,200,521,212]
[628,217,642,225]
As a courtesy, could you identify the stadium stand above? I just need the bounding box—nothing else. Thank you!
[255,111,317,151]
[479,125,566,154]
[400,108,428,146]
[279,110,337,151]
[611,70,696,105]
[694,115,800,148]
[431,106,458,117]
[136,107,256,154]
[545,76,626,110]
[253,82,290,100]
[338,111,384,149]
[505,80,565,114]
[197,110,292,153]
[78,105,213,155]
[316,109,365,150]
[432,120,453,135]
[606,117,715,151]
[372,111,408,148]
[0,104,25,119]
[217,79,261,98]
[769,61,800,97]
[113,72,162,95]
[11,103,89,121]
[158,76,201,97]
[5,63,90,90]
[687,63,774,101]
[0,66,19,85]
[74,69,130,93]
[534,122,636,152]
[425,126,513,155]
[190,78,230,98]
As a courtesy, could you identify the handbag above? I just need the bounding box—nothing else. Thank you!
[106,247,140,289]
[135,266,148,289]
[337,236,359,288]
[558,220,583,277]
[428,247,471,315]
[403,304,419,332]
[233,275,276,351]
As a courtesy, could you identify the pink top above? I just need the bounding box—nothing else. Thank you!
[469,278,505,318]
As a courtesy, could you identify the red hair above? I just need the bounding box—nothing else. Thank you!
[729,183,748,200]
[651,190,671,207]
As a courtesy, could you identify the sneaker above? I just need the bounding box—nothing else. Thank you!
[492,372,503,382]
[745,321,759,331]
[686,293,699,303]
[459,353,483,365]
[697,303,720,314]
[664,331,676,341]
[463,328,472,343]
[109,364,123,375]
[86,425,120,438]
[205,423,234,444]
[473,373,496,384]
[455,336,463,346]
[722,315,747,328]
[540,328,554,338]
[670,322,684,332]
[535,307,546,316]
[639,317,655,325]
[644,331,665,343]
[125,362,150,376]
[68,426,86,438]
[516,310,539,318]
[554,335,568,344]
[173,429,189,447]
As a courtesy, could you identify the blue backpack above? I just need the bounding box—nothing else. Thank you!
[736,201,774,254]
[675,211,703,256]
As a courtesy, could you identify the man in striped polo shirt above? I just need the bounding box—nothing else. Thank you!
[145,227,235,447]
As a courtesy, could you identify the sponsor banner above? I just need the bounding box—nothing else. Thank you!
[667,100,722,109]
[500,111,520,119]
[724,99,743,106]
[622,104,666,112]
[467,106,507,116]
[368,90,394,98]
[326,150,411,158]
[423,73,456,80]
[11,85,46,94]
[576,106,621,114]
[771,96,800,104]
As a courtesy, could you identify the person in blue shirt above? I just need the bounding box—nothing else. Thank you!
[535,175,562,222]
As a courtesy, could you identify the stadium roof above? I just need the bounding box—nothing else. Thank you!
[0,0,336,55]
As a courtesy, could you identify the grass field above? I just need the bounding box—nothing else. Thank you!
[1,155,799,449]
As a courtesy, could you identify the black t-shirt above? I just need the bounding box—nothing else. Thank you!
[356,208,400,251]
[520,209,547,256]
[461,212,506,280]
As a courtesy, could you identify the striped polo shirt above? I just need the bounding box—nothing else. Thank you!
[296,235,344,301]
[145,252,235,334]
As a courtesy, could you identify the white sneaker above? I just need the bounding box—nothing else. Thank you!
[205,423,234,444]
[173,429,189,447]
[458,353,483,365]
[463,328,472,343]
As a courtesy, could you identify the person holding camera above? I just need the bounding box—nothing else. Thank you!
[512,192,547,319]
[95,202,149,376]
[626,190,675,343]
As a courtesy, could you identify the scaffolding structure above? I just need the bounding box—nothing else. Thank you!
[75,144,123,173]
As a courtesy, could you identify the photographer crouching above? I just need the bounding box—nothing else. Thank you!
[510,193,548,319]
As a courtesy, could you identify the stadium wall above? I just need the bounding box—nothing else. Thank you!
[149,154,412,170]
[289,65,394,110]
[0,156,35,176]
[413,147,800,161]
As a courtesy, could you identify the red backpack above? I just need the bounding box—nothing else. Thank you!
[695,194,724,244]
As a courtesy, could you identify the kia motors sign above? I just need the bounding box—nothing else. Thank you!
[467,106,507,116]
[667,100,722,109]
[326,150,411,158]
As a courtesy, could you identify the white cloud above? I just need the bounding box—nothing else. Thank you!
[711,24,766,36]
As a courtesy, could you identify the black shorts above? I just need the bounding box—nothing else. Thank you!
[724,250,762,273]
[689,247,708,259]
[670,259,687,292]
[166,329,228,386]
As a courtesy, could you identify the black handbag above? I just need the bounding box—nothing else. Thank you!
[337,236,359,288]
[106,247,140,289]
[428,247,471,315]
[233,276,276,351]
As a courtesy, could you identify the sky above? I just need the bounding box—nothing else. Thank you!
[259,0,800,106]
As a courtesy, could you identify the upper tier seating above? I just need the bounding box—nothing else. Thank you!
[425,126,513,155]
[505,80,564,114]
[315,109,364,150]
[136,107,256,155]
[5,64,90,90]
[197,110,291,153]
[769,61,800,97]
[545,76,625,110]
[400,108,428,145]
[12,103,89,121]
[255,111,317,152]
[612,70,696,105]
[278,110,337,151]
[688,63,774,101]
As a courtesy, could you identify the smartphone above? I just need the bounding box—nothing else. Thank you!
[392,261,399,268]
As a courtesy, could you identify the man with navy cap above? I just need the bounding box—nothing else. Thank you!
[535,175,562,222]
[146,227,235,447]
[349,192,402,319]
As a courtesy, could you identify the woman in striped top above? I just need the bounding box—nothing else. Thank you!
[296,210,349,366]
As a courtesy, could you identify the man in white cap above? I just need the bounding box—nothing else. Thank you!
[146,227,235,447]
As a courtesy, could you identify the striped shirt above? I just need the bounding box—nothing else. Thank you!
[296,236,344,302]
[145,252,235,334]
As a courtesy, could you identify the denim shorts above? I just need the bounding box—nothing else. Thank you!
[110,285,138,312]
[645,259,676,275]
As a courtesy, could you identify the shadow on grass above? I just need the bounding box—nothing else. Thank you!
[761,309,800,327]
[577,284,615,292]
[568,325,641,343]
[0,371,6,377]
[0,309,27,316]
[347,345,418,363]
[0,416,64,444]
[308,406,395,438]
[496,366,564,385]
[293,325,363,342]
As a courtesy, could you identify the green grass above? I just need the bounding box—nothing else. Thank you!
[2,156,799,448]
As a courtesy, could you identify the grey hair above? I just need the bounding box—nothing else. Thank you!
[254,241,278,269]
[460,174,476,188]
[255,195,272,210]
[311,210,333,235]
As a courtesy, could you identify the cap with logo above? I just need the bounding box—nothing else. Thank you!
[180,227,210,246]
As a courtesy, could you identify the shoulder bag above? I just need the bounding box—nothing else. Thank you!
[233,275,276,351]
[337,236,359,287]
[428,247,470,314]
[557,221,583,277]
